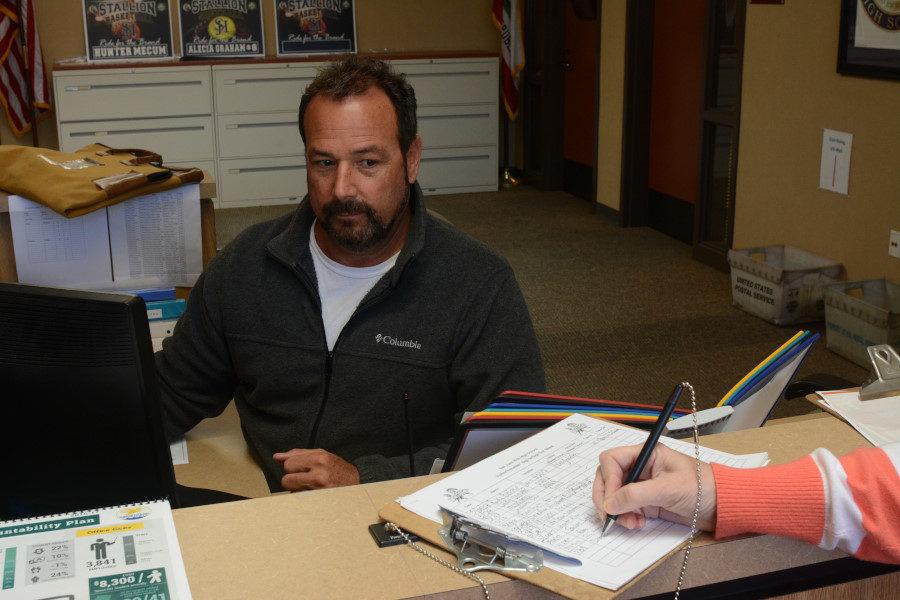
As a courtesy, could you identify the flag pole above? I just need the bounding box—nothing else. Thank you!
[15,0,40,147]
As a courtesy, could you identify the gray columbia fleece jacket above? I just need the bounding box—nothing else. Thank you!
[156,182,545,490]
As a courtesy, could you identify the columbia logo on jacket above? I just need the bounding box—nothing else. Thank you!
[375,333,422,350]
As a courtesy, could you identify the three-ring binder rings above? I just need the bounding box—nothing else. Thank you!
[385,414,769,593]
[0,499,192,599]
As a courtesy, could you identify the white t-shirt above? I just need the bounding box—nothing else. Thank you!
[309,223,399,350]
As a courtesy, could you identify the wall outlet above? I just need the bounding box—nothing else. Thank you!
[890,230,900,259]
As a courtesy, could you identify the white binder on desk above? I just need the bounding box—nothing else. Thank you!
[667,331,819,437]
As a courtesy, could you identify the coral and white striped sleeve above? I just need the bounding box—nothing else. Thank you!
[711,443,900,564]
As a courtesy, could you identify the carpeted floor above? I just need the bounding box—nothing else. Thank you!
[426,187,867,418]
[216,186,868,418]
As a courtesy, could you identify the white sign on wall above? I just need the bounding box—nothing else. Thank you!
[819,128,853,195]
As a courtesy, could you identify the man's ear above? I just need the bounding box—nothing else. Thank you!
[404,136,423,184]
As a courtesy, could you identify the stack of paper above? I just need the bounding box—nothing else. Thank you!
[8,184,202,290]
[399,413,769,590]
[816,390,900,447]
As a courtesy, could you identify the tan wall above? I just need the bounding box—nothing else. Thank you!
[735,2,899,281]
[0,0,498,148]
[594,2,899,281]
[595,0,626,211]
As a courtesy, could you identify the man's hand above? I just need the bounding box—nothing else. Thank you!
[273,448,360,491]
[592,443,717,532]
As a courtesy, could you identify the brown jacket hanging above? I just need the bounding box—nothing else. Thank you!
[0,143,204,218]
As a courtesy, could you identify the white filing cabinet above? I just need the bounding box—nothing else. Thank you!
[52,65,217,193]
[392,58,499,195]
[211,62,314,207]
[52,57,499,209]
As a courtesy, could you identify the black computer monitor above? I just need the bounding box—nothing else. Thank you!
[0,282,178,520]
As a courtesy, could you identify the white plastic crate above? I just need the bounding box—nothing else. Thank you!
[825,279,900,368]
[727,245,843,325]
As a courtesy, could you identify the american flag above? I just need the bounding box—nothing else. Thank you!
[0,0,50,138]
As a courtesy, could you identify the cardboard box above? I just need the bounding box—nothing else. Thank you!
[728,245,843,325]
[825,279,900,367]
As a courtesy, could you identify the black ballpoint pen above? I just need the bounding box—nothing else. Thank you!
[601,383,684,537]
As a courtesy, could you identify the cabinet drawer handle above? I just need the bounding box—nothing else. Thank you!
[70,125,205,137]
[419,113,490,120]
[422,154,490,162]
[405,70,491,78]
[86,80,203,91]
[226,121,295,130]
[226,76,313,85]
[227,164,305,175]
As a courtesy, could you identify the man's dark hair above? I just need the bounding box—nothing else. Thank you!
[298,55,418,154]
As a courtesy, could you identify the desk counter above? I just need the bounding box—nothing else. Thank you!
[172,409,898,599]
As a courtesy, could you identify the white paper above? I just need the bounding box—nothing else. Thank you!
[399,414,768,590]
[0,499,192,599]
[169,438,189,466]
[819,129,853,195]
[108,184,202,288]
[8,195,113,288]
[817,389,900,447]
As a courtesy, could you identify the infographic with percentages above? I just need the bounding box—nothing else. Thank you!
[0,500,191,599]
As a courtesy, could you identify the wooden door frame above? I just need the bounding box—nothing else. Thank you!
[522,0,566,191]
[692,0,747,270]
[620,0,655,227]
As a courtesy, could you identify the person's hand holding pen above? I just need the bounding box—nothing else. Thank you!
[592,443,718,532]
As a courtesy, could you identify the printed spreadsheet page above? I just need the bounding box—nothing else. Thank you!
[399,413,768,590]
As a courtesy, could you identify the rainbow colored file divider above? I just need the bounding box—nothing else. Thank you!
[466,391,691,430]
[716,330,820,408]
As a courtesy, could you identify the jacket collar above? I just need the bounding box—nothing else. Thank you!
[266,182,427,289]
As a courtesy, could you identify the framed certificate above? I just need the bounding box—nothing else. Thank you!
[838,0,900,80]
[274,0,357,56]
[178,0,265,59]
[82,0,174,62]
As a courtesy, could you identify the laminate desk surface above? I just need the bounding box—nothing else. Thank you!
[171,408,898,599]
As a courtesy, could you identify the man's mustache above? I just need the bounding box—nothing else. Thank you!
[323,198,375,217]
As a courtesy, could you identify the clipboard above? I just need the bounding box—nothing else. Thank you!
[378,494,714,599]
[378,411,875,599]
[378,414,752,599]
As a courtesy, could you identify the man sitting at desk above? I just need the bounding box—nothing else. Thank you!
[155,56,545,492]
